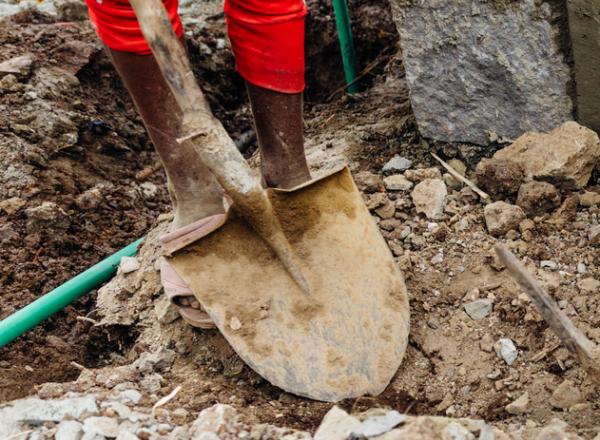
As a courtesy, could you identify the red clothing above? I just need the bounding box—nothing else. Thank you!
[84,0,306,93]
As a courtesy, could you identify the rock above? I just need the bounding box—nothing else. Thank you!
[549,195,579,227]
[441,422,475,440]
[589,225,600,244]
[55,0,88,21]
[411,178,447,220]
[519,219,535,233]
[464,299,493,321]
[140,373,163,393]
[404,167,442,182]
[480,334,494,353]
[117,389,142,405]
[0,54,33,79]
[549,380,583,409]
[154,296,180,324]
[314,406,361,440]
[494,338,518,365]
[492,122,600,189]
[484,202,526,237]
[578,191,600,207]
[448,159,467,177]
[375,200,396,219]
[25,201,71,233]
[55,420,83,440]
[83,417,119,438]
[382,155,412,174]
[516,181,561,216]
[506,392,530,415]
[475,159,525,197]
[133,348,176,373]
[75,187,104,210]
[384,174,413,191]
[189,404,244,438]
[541,260,558,270]
[390,0,572,145]
[578,277,600,294]
[350,410,406,438]
[534,418,583,440]
[119,256,140,274]
[0,197,26,214]
[366,193,387,210]
[443,173,461,191]
[355,171,383,193]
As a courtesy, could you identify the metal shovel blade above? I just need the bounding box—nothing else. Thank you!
[168,166,410,402]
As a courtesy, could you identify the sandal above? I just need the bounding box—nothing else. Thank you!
[159,211,228,329]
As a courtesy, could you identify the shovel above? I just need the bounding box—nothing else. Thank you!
[129,0,410,402]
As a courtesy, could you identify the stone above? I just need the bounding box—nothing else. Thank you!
[189,404,243,437]
[493,122,600,189]
[154,296,180,324]
[55,0,88,21]
[384,174,413,191]
[411,178,447,220]
[0,54,33,79]
[314,406,361,440]
[0,197,26,214]
[119,256,140,274]
[140,373,163,393]
[366,193,387,210]
[475,159,525,198]
[589,225,600,244]
[390,0,572,145]
[375,200,396,219]
[25,201,71,233]
[55,420,83,440]
[117,389,142,405]
[404,167,442,182]
[578,277,600,294]
[506,392,530,415]
[75,187,104,210]
[494,338,518,365]
[534,418,583,440]
[516,181,561,216]
[578,191,600,207]
[350,410,406,438]
[549,380,583,409]
[441,422,475,440]
[82,417,119,438]
[519,219,535,233]
[133,348,176,373]
[549,195,579,227]
[355,171,383,193]
[382,155,412,174]
[484,202,526,237]
[480,334,494,353]
[464,299,493,321]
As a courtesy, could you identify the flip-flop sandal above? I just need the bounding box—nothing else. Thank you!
[159,210,228,329]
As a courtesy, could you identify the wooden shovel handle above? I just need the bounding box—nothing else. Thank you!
[495,245,600,381]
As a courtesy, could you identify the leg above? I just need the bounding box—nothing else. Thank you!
[225,0,311,189]
[107,49,225,229]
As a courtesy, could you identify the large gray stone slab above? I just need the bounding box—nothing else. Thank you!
[390,0,574,145]
[567,0,600,132]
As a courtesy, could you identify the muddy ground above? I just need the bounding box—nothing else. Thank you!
[1,1,599,439]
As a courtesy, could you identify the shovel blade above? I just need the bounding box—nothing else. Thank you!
[169,166,410,402]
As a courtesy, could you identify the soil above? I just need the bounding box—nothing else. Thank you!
[2,1,600,439]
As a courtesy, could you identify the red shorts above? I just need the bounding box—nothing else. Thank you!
[84,0,306,93]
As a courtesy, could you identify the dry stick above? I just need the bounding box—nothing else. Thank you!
[430,153,491,203]
[494,245,600,382]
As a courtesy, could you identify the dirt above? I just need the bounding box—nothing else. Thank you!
[2,1,600,439]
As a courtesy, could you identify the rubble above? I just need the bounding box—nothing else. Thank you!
[492,122,600,189]
[494,338,518,365]
[463,299,493,321]
[505,392,530,415]
[404,167,442,182]
[411,178,447,220]
[516,181,561,216]
[484,202,526,237]
[119,256,141,274]
[382,155,412,174]
[25,201,71,233]
[549,380,583,410]
[474,158,526,198]
[384,174,413,191]
[355,171,384,193]
[0,54,33,79]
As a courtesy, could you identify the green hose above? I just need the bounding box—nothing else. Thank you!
[0,238,144,348]
[332,0,360,94]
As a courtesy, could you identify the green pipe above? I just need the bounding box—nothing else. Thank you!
[0,238,144,348]
[332,0,360,94]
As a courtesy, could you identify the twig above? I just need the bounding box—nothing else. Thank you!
[152,385,182,415]
[530,342,561,362]
[135,161,162,181]
[70,361,87,370]
[76,316,99,325]
[431,153,491,202]
[3,430,33,440]
[495,245,600,382]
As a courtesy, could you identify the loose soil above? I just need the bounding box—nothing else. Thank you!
[1,1,600,439]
